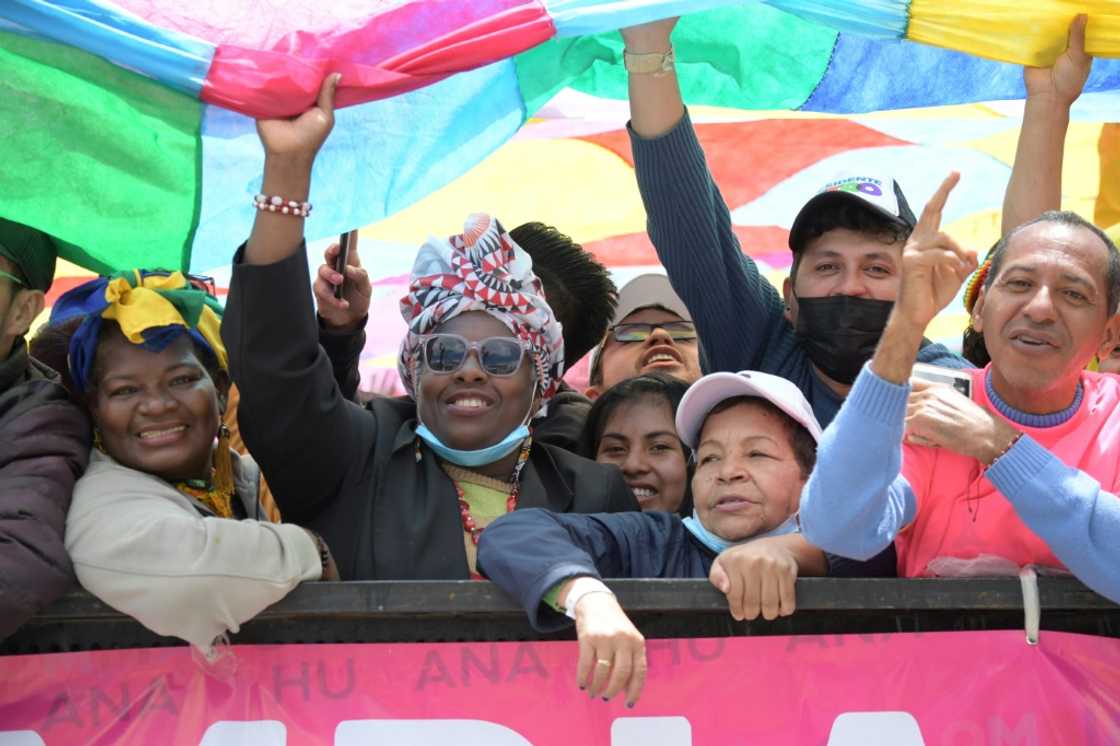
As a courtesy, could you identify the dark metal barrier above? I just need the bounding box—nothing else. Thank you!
[3,577,1116,655]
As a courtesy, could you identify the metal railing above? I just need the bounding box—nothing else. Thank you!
[3,577,1116,654]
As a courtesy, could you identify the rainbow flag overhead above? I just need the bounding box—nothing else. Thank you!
[4,0,1120,276]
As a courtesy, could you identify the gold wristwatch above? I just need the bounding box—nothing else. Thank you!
[623,47,675,77]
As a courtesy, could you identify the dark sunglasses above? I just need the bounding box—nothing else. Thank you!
[420,333,529,377]
[610,320,697,343]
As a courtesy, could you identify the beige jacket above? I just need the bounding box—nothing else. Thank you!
[65,449,321,649]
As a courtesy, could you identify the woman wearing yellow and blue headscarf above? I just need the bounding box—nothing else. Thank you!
[31,270,336,652]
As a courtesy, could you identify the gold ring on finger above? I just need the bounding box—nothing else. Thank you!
[596,659,612,668]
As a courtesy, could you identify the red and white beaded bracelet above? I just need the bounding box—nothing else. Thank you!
[253,193,312,217]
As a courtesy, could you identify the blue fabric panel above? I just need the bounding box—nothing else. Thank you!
[765,0,905,39]
[546,0,732,38]
[802,33,1120,113]
[0,0,212,96]
[189,59,527,272]
[547,0,905,41]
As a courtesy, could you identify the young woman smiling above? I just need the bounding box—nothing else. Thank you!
[33,272,336,652]
[222,75,637,580]
[581,373,692,515]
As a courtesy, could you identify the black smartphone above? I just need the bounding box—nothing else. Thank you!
[333,231,351,299]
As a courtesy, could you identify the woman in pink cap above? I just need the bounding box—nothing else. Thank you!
[477,368,829,707]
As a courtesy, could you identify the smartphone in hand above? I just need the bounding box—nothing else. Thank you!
[333,231,352,299]
[911,362,972,398]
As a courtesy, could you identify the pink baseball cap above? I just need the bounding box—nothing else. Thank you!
[675,370,823,449]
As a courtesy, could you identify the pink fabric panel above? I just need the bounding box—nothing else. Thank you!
[110,1,556,118]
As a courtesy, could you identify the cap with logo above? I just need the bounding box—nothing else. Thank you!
[675,369,823,449]
[788,174,916,255]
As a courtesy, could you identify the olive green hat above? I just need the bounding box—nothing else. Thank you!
[0,217,63,292]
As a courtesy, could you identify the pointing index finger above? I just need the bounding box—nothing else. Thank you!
[913,171,960,240]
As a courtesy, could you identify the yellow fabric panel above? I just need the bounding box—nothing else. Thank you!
[53,258,95,278]
[908,1,1120,67]
[1096,124,1120,229]
[363,138,648,247]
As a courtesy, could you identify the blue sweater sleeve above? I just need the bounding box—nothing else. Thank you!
[628,111,804,377]
[476,509,679,632]
[799,365,918,560]
[985,435,1120,603]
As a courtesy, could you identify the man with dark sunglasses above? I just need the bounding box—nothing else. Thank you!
[0,217,91,639]
[585,273,702,399]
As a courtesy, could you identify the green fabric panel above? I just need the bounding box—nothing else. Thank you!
[0,31,201,274]
[514,6,838,116]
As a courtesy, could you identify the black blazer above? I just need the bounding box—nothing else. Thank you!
[223,245,638,580]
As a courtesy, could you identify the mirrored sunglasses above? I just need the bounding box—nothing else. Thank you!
[610,320,697,343]
[421,333,529,377]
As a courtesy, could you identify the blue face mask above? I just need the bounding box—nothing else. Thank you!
[415,423,531,468]
[682,511,800,554]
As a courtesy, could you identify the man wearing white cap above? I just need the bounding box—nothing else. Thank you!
[585,272,703,399]
[478,369,826,706]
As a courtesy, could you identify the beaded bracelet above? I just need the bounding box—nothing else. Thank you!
[253,193,312,217]
[986,432,1024,470]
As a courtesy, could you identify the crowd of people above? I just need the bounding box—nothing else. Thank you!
[2,17,1119,706]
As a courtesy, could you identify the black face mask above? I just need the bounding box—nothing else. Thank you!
[794,296,895,385]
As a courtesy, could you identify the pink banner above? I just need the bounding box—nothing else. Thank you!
[1,631,1118,745]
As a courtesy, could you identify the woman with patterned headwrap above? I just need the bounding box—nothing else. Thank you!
[222,75,638,580]
[32,270,338,652]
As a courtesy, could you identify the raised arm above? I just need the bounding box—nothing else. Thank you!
[222,75,372,520]
[800,174,979,558]
[1002,16,1092,234]
[243,74,339,268]
[622,20,792,375]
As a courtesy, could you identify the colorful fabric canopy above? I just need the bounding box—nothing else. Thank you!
[4,0,1120,274]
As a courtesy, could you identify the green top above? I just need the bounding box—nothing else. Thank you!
[443,462,512,574]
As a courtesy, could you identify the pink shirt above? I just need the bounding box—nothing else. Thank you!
[895,368,1120,577]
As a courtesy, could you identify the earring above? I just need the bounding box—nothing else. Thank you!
[213,424,235,495]
[92,428,105,453]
